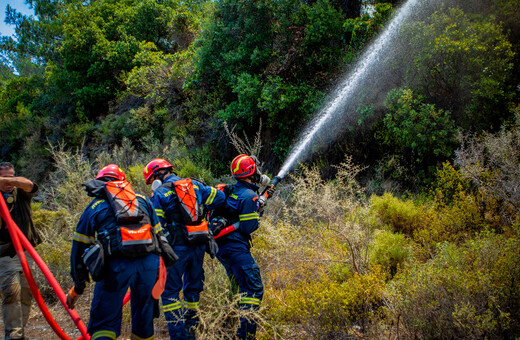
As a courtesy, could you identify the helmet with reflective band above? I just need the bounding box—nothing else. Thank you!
[230,154,257,178]
[96,164,125,181]
[143,158,174,184]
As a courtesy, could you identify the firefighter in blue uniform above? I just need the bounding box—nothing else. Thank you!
[67,164,167,340]
[211,154,271,340]
[143,158,225,340]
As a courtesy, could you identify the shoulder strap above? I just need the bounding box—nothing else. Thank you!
[173,178,201,224]
[104,180,143,223]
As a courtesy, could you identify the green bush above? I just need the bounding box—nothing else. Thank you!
[376,88,458,186]
[369,193,424,236]
[401,7,515,131]
[387,231,520,338]
[369,229,413,278]
[269,265,386,337]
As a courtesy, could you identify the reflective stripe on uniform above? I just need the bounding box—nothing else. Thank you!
[239,297,261,306]
[163,301,182,313]
[91,330,117,340]
[155,209,165,218]
[205,187,217,205]
[73,232,95,244]
[153,222,162,234]
[185,300,199,309]
[130,333,155,340]
[239,212,259,221]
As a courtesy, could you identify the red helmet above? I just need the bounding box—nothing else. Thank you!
[96,164,125,181]
[230,154,257,178]
[143,158,173,184]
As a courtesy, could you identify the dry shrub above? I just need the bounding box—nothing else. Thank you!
[455,111,520,225]
[254,156,385,338]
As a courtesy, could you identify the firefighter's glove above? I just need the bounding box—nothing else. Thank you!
[211,217,228,237]
[266,185,276,198]
[66,286,81,310]
[206,237,219,259]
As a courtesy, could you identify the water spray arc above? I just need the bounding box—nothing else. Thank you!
[274,0,422,182]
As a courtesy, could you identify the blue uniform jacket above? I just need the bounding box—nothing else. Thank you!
[151,174,225,245]
[70,189,161,294]
[216,181,260,248]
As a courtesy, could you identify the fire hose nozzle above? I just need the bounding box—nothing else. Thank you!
[260,176,282,199]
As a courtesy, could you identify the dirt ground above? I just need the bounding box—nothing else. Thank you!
[0,300,171,340]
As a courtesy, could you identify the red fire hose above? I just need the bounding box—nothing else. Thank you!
[0,194,90,340]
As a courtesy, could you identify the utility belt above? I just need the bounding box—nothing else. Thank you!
[163,220,211,246]
[82,222,178,282]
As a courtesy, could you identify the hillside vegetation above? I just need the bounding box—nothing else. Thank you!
[1,0,520,338]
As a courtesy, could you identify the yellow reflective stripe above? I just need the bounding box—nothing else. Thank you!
[240,297,261,306]
[153,223,162,234]
[185,300,199,309]
[233,155,249,173]
[239,213,259,221]
[205,187,217,205]
[92,330,117,340]
[130,333,154,340]
[155,209,164,218]
[163,302,182,312]
[73,232,95,244]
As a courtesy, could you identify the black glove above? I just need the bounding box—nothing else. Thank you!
[158,234,179,267]
[210,217,228,237]
[206,237,219,259]
[222,185,231,197]
[266,185,276,198]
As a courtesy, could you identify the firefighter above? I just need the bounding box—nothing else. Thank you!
[143,158,225,340]
[67,164,172,340]
[211,154,272,340]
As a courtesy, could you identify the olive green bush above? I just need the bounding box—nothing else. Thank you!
[386,231,520,339]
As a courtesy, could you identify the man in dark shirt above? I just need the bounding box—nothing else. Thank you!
[0,161,41,340]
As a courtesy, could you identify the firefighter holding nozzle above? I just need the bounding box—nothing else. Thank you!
[67,164,177,340]
[209,154,275,340]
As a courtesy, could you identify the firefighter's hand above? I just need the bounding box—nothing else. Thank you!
[211,217,228,236]
[206,237,219,259]
[66,286,80,310]
[266,185,276,198]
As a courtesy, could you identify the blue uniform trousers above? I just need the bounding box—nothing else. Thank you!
[88,253,159,340]
[217,243,263,340]
[162,244,205,340]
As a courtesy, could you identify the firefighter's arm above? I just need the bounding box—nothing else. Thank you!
[70,205,97,300]
[151,191,168,227]
[197,181,226,209]
[139,194,163,235]
[142,194,178,266]
[237,194,260,236]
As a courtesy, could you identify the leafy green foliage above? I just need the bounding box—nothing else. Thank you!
[387,232,520,338]
[401,7,515,131]
[369,229,413,278]
[375,88,458,186]
[188,0,392,160]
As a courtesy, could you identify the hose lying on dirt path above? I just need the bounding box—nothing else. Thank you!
[0,194,90,340]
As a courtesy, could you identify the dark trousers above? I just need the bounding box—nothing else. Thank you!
[88,253,159,340]
[217,243,263,340]
[162,244,205,340]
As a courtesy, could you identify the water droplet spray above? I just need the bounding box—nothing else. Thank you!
[274,0,424,181]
